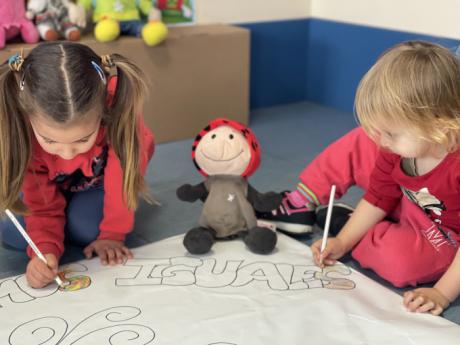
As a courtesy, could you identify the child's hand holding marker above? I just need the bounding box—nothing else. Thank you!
[26,253,59,288]
[310,185,346,268]
[312,237,347,268]
[5,209,67,289]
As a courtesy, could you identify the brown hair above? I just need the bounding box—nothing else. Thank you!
[0,41,150,213]
[355,40,460,151]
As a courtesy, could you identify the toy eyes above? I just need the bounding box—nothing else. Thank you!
[210,134,234,139]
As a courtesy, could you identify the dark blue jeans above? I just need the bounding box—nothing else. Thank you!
[1,187,104,250]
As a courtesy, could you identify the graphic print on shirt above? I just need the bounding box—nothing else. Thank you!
[402,187,445,216]
[53,146,108,193]
[403,186,457,249]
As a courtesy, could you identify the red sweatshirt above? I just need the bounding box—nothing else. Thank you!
[364,149,460,236]
[22,119,154,259]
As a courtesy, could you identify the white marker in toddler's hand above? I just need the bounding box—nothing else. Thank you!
[319,184,336,265]
[5,209,67,287]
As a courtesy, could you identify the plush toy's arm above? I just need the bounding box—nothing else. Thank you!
[26,0,48,18]
[138,0,152,16]
[148,7,162,22]
[63,0,87,28]
[137,0,161,21]
[177,182,208,203]
[78,0,93,12]
[247,184,283,212]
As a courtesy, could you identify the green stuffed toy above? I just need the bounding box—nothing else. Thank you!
[79,0,167,46]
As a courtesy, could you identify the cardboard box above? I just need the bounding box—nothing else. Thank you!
[0,24,250,143]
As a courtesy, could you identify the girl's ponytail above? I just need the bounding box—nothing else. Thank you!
[103,54,151,209]
[0,57,31,213]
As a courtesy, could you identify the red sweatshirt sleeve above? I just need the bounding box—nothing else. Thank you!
[363,150,402,213]
[99,119,154,241]
[23,159,66,259]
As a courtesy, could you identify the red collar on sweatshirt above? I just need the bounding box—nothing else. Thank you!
[30,126,107,178]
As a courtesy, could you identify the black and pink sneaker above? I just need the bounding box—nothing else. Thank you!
[315,203,354,236]
[257,192,316,234]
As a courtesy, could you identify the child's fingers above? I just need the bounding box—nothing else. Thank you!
[95,247,109,265]
[319,244,335,264]
[313,254,322,267]
[83,244,95,259]
[312,251,320,265]
[113,248,124,264]
[36,263,56,282]
[407,295,425,312]
[311,249,320,265]
[29,269,48,288]
[30,260,54,282]
[322,258,337,266]
[106,248,117,265]
[403,291,415,306]
[45,254,59,272]
[114,248,129,264]
[310,240,324,266]
[310,244,320,257]
[28,274,45,289]
[430,305,444,316]
[416,301,435,313]
[121,247,133,259]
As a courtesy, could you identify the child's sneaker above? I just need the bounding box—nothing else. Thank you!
[315,203,354,236]
[257,192,316,234]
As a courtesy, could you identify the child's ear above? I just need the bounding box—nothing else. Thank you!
[106,76,118,107]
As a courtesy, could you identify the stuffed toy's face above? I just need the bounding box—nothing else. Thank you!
[195,125,251,176]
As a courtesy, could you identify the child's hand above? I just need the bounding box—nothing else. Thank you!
[26,253,59,289]
[310,237,347,268]
[83,239,133,266]
[403,287,450,316]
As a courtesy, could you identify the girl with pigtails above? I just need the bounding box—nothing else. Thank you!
[0,42,154,288]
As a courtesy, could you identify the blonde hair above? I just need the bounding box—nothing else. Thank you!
[0,42,151,214]
[355,40,460,151]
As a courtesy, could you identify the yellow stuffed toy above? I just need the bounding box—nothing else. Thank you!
[79,0,167,46]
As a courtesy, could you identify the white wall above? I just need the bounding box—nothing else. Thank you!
[311,0,460,40]
[194,0,459,39]
[195,0,311,24]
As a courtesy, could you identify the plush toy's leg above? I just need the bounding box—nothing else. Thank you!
[243,227,277,255]
[64,27,81,41]
[94,19,121,43]
[0,27,6,50]
[62,20,81,41]
[141,22,168,46]
[19,21,39,44]
[183,227,216,255]
[36,22,59,41]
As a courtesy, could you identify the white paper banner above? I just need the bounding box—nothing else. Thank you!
[1,233,459,344]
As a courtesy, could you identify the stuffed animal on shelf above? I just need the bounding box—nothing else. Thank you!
[26,0,86,41]
[177,118,283,255]
[153,0,193,24]
[78,0,167,46]
[0,0,40,49]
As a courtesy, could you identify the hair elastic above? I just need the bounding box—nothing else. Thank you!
[8,51,24,72]
[19,73,26,91]
[101,55,115,69]
[91,61,107,85]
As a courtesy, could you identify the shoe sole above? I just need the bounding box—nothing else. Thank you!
[259,220,314,234]
[315,202,355,215]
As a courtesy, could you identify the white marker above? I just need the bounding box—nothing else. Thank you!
[320,185,336,264]
[5,209,65,287]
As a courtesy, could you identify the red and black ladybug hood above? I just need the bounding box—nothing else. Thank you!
[192,118,261,177]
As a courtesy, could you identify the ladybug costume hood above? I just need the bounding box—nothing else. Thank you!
[191,118,261,177]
